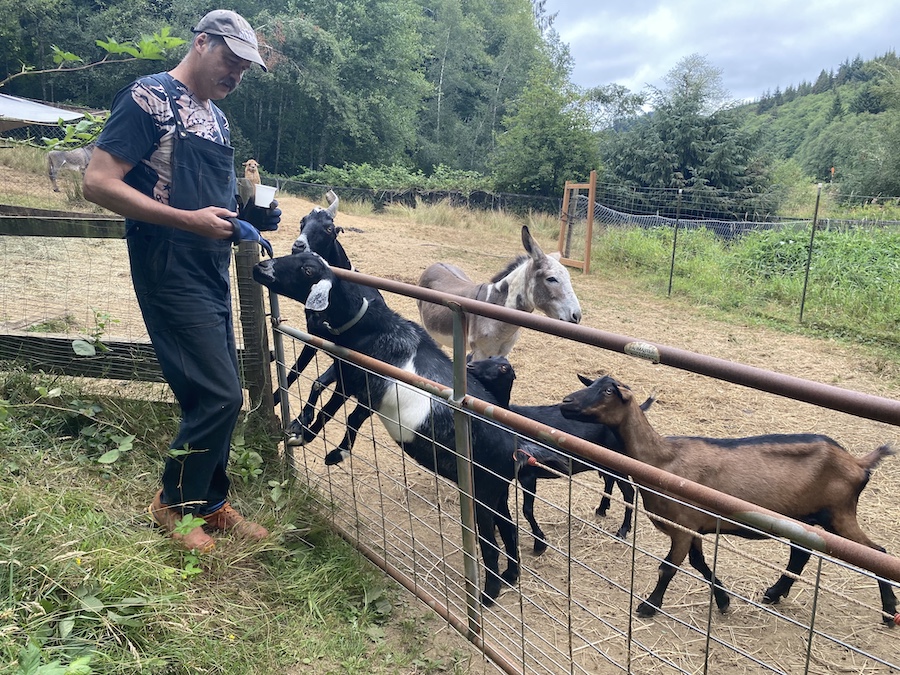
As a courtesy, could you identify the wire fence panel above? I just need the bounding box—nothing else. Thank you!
[272,310,900,675]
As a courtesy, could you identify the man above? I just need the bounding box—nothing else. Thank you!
[84,9,280,552]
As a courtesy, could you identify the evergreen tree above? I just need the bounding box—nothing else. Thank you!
[491,56,598,196]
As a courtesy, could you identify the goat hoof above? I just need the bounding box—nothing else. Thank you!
[715,593,731,614]
[324,449,346,466]
[533,539,548,555]
[285,434,305,447]
[761,589,782,605]
[636,601,659,618]
[480,591,496,607]
[595,506,609,517]
[501,568,519,586]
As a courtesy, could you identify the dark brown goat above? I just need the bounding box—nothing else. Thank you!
[560,374,898,625]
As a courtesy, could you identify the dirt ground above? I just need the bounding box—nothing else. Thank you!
[3,167,900,673]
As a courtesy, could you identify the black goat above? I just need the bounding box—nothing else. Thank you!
[254,251,565,605]
[467,357,651,553]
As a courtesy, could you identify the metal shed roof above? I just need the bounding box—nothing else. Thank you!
[0,93,84,132]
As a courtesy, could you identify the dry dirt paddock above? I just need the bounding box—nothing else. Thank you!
[3,169,900,673]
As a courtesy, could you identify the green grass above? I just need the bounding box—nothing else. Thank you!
[0,370,471,675]
[591,223,900,367]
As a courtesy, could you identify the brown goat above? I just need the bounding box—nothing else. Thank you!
[243,158,261,185]
[560,374,898,625]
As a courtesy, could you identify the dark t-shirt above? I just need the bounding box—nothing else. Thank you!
[96,72,231,207]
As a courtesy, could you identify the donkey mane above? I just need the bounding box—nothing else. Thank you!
[490,255,528,283]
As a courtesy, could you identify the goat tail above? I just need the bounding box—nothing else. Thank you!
[860,443,895,471]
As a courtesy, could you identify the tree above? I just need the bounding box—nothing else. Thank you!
[581,83,644,131]
[601,54,769,217]
[491,57,599,196]
[413,0,544,174]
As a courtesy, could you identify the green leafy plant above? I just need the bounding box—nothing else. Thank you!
[72,309,119,357]
[16,638,92,675]
[268,479,290,510]
[229,425,264,482]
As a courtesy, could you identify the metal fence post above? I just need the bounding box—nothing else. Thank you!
[449,305,482,637]
[800,183,823,323]
[667,188,683,297]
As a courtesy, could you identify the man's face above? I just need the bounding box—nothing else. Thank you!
[197,34,253,100]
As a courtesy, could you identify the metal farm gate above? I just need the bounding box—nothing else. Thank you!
[267,267,900,675]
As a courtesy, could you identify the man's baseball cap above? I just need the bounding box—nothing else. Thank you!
[192,10,267,72]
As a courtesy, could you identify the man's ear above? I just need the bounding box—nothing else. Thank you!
[306,279,332,311]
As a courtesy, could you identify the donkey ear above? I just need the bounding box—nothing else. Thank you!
[521,225,545,260]
[306,279,332,311]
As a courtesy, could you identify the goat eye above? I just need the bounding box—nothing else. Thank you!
[326,226,333,233]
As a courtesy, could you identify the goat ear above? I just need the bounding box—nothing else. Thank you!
[615,382,634,403]
[306,279,332,311]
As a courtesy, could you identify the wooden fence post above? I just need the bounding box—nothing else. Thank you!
[233,242,278,437]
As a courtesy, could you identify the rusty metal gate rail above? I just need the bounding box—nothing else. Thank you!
[265,274,900,675]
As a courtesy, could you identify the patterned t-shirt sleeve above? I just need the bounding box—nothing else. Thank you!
[95,81,165,168]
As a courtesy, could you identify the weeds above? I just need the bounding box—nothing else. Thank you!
[592,223,900,357]
[0,370,462,674]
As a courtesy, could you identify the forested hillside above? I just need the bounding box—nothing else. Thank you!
[737,51,900,199]
[3,1,900,205]
[1,0,597,195]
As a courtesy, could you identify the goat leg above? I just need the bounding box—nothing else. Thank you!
[494,487,521,586]
[613,476,636,539]
[324,403,372,465]
[517,469,549,555]
[762,543,811,606]
[687,538,730,613]
[274,344,319,406]
[638,531,692,617]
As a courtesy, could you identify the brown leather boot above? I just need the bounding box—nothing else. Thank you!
[202,502,269,541]
[148,490,216,553]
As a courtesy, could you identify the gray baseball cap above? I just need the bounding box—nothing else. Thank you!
[192,9,267,72]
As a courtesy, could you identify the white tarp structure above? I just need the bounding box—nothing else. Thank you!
[0,93,84,132]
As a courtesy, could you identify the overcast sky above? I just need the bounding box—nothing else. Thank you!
[543,0,900,102]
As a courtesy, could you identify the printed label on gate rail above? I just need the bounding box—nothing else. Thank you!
[624,341,661,363]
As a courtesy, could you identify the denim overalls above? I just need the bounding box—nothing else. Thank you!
[126,75,242,516]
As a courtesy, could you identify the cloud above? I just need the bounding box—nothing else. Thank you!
[544,0,900,102]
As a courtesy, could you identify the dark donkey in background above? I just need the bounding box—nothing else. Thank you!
[254,251,569,605]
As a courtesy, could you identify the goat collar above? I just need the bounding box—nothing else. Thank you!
[323,298,369,335]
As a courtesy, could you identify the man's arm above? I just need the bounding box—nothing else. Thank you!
[83,147,237,240]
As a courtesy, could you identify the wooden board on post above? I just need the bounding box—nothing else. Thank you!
[556,169,596,275]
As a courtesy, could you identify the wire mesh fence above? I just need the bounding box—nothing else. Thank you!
[269,278,900,675]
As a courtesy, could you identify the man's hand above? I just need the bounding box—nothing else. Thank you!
[229,218,274,257]
[237,195,282,232]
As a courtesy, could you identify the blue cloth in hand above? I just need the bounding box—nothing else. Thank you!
[238,198,281,232]
[229,218,274,257]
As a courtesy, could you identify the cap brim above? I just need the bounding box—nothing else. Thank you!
[222,35,267,72]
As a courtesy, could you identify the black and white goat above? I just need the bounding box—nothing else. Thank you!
[560,374,898,625]
[274,192,386,447]
[467,357,651,553]
[254,251,564,605]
